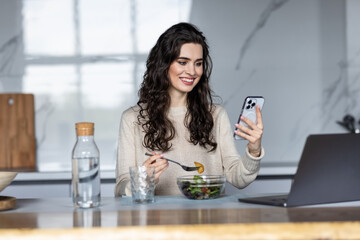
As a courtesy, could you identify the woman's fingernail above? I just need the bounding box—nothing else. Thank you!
[240,116,245,120]
[160,153,164,157]
[235,123,239,127]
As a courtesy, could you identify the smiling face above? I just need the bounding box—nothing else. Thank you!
[167,43,203,104]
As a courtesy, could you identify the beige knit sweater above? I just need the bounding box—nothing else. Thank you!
[115,104,264,196]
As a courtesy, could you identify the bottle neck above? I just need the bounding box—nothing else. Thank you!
[72,134,99,158]
[77,135,95,142]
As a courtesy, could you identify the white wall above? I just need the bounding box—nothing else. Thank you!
[0,0,23,91]
[346,0,360,116]
[190,0,359,164]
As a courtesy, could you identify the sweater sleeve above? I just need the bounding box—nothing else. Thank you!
[114,108,136,197]
[217,106,265,189]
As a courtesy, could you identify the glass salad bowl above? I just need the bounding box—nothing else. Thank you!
[177,175,225,200]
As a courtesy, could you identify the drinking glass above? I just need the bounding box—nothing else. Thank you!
[129,166,155,203]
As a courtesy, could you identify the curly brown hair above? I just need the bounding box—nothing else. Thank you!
[137,22,217,152]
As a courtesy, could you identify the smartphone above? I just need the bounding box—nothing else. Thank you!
[234,96,265,140]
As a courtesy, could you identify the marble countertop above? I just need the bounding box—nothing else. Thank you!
[2,195,360,222]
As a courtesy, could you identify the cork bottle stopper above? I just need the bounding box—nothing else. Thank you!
[75,122,94,136]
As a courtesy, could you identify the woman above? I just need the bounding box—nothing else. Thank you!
[115,22,264,196]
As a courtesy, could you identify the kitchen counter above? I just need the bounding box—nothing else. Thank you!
[4,165,296,198]
[1,195,360,239]
[11,162,298,182]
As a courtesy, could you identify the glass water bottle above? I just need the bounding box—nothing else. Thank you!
[72,122,101,208]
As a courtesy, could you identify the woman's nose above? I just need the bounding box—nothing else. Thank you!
[185,64,196,75]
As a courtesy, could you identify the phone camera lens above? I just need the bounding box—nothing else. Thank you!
[251,103,256,107]
[246,105,251,109]
[248,100,252,104]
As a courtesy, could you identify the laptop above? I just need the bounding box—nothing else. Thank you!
[238,133,360,207]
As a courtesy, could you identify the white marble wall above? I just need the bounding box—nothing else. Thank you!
[0,0,23,92]
[346,0,360,121]
[1,0,359,171]
[191,0,360,165]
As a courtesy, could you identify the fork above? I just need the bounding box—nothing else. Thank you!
[145,152,200,172]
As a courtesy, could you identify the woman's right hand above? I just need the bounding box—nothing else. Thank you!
[142,152,169,184]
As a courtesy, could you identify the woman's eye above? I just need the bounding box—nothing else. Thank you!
[195,62,203,67]
[178,61,186,65]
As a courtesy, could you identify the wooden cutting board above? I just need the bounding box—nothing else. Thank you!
[0,196,16,211]
[0,94,36,170]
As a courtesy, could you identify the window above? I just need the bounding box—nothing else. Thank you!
[22,0,192,171]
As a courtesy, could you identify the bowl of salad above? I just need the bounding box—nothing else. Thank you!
[177,175,225,200]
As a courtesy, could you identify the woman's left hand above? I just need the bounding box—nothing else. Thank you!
[234,105,264,157]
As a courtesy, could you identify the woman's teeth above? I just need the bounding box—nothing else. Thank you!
[181,78,194,82]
